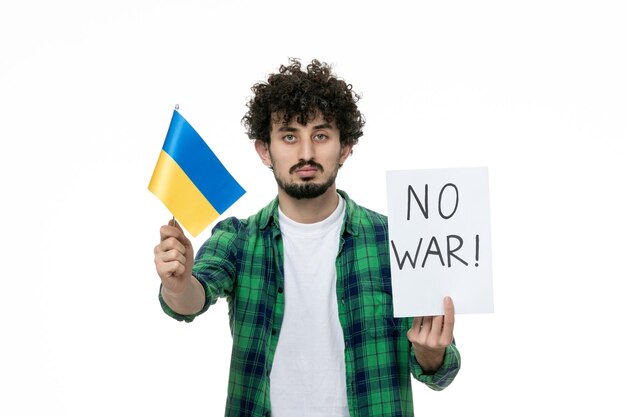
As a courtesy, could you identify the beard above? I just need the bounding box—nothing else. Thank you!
[276,175,337,199]
[272,159,340,200]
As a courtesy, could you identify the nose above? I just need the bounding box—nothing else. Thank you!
[298,138,315,161]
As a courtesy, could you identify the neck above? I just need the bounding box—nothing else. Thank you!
[277,185,339,224]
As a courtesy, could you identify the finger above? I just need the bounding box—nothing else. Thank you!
[160,224,190,247]
[157,241,188,269]
[156,258,185,279]
[158,235,187,254]
[159,248,187,265]
[162,221,193,253]
[160,224,179,242]
[443,296,455,327]
[410,317,424,335]
[168,217,184,231]
[408,317,424,343]
[161,217,184,239]
[421,316,433,333]
[430,314,444,340]
[441,296,455,345]
[169,218,191,241]
[412,316,422,329]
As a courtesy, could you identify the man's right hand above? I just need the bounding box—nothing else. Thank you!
[155,218,194,293]
[154,219,204,315]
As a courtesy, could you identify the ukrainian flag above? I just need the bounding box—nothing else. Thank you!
[149,109,245,237]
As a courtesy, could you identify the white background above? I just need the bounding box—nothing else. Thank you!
[1,1,624,415]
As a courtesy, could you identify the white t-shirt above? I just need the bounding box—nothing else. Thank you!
[270,195,349,417]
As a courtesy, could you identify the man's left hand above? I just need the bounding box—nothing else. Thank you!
[407,296,455,373]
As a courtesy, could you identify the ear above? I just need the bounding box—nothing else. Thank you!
[255,140,272,167]
[339,143,354,165]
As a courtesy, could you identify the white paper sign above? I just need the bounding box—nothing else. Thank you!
[386,167,493,317]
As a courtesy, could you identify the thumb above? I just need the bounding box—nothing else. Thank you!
[169,217,183,231]
[168,217,193,250]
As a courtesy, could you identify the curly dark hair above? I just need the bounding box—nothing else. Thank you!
[242,58,365,146]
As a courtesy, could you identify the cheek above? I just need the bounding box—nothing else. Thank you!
[268,150,291,169]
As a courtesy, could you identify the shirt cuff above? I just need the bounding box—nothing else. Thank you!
[410,342,461,391]
[158,284,201,323]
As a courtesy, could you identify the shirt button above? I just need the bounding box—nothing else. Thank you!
[277,287,283,294]
[341,298,345,305]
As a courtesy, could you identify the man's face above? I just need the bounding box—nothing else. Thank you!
[255,113,353,200]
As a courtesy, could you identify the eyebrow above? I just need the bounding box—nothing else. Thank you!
[276,123,333,132]
[313,123,333,130]
[277,126,298,132]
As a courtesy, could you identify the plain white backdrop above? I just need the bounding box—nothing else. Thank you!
[1,1,624,415]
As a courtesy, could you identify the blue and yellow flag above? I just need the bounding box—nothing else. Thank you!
[149,109,245,237]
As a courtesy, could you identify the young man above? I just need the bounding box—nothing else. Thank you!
[154,59,460,417]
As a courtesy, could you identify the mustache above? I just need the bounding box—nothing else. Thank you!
[289,160,324,174]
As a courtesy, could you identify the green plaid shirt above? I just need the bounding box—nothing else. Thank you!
[160,190,460,416]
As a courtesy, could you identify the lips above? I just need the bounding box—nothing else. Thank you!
[295,166,318,175]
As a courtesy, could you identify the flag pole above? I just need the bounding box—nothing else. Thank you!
[172,104,179,226]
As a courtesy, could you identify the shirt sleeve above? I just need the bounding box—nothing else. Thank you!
[159,217,242,323]
[409,341,461,391]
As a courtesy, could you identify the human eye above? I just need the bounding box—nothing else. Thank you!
[313,133,328,142]
[282,134,297,143]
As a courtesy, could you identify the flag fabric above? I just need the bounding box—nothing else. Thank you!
[149,109,245,237]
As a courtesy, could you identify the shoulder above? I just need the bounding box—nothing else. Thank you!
[196,197,277,260]
[339,190,388,236]
[354,204,387,226]
[208,195,278,237]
